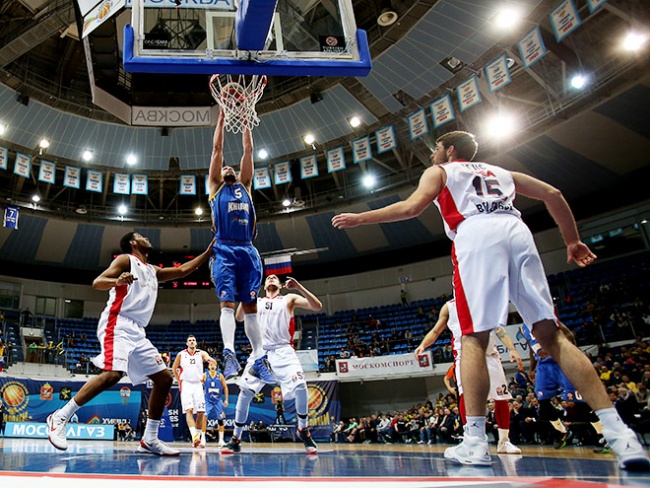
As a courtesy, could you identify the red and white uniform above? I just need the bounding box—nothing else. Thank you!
[92,254,166,385]
[434,162,555,335]
[178,349,206,413]
[238,294,305,398]
[447,300,511,401]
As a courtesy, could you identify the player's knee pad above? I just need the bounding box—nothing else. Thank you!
[293,382,309,415]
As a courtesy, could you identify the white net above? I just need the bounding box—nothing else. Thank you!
[209,74,267,134]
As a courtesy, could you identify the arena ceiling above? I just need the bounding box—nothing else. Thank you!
[0,0,649,279]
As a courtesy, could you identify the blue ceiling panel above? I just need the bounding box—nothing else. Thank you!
[255,222,284,255]
[593,85,650,140]
[0,214,46,263]
[306,212,357,261]
[63,223,104,269]
[509,135,617,199]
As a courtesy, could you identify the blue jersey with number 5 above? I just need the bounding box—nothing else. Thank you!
[209,182,257,242]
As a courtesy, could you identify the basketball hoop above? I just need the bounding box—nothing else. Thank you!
[210,74,267,134]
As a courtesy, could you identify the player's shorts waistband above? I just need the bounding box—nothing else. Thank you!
[216,238,253,245]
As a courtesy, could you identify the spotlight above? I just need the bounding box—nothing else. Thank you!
[622,32,648,52]
[126,154,137,165]
[118,204,128,215]
[0,123,6,136]
[483,112,518,140]
[440,56,465,74]
[349,116,361,128]
[82,149,93,162]
[303,134,315,145]
[282,198,291,207]
[39,138,50,149]
[493,6,522,29]
[32,194,41,203]
[362,174,376,188]
[258,149,269,160]
[570,74,587,89]
[377,0,398,27]
[195,207,203,216]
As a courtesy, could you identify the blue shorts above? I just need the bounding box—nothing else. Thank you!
[535,358,583,402]
[206,400,225,421]
[211,241,262,303]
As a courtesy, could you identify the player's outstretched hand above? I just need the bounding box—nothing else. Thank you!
[414,344,427,359]
[283,277,299,289]
[332,213,360,229]
[567,241,597,267]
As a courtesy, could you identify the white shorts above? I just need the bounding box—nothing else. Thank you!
[452,215,555,334]
[92,315,166,385]
[237,346,306,399]
[180,381,206,413]
[457,354,512,401]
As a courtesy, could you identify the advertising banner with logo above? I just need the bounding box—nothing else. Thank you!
[0,377,143,430]
[336,351,433,380]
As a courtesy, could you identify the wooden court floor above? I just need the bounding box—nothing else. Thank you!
[0,438,648,488]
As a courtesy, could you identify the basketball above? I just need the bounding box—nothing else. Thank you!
[221,82,246,102]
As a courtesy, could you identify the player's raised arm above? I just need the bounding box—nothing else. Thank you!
[156,240,214,283]
[415,302,449,358]
[208,111,226,196]
[238,127,254,191]
[284,277,322,313]
[92,254,134,290]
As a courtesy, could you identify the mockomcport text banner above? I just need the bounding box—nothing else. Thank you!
[336,350,433,379]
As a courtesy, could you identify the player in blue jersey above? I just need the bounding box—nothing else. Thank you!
[520,322,605,450]
[201,361,228,447]
[208,110,274,383]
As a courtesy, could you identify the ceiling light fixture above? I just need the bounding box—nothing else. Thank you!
[118,204,128,215]
[126,154,137,166]
[282,198,292,207]
[0,123,6,136]
[362,174,376,189]
[622,31,648,52]
[258,149,269,160]
[377,0,398,27]
[32,194,41,202]
[493,6,522,30]
[349,116,361,128]
[303,133,315,145]
[570,74,588,89]
[195,207,204,216]
[82,149,93,162]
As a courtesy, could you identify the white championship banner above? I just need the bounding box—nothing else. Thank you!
[336,350,433,380]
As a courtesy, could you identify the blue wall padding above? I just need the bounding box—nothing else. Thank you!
[236,0,278,51]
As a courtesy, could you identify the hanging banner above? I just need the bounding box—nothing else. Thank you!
[375,126,397,154]
[485,54,512,93]
[64,166,81,189]
[273,161,291,186]
[113,173,130,195]
[430,94,455,128]
[3,206,19,230]
[550,0,582,42]
[407,109,429,140]
[300,154,319,180]
[253,167,272,189]
[86,170,103,193]
[518,26,548,68]
[132,174,148,195]
[336,350,433,380]
[326,147,346,173]
[586,0,607,13]
[38,160,56,184]
[351,136,372,164]
[0,146,8,170]
[457,76,482,112]
[180,175,197,195]
[14,153,31,178]
[205,174,211,195]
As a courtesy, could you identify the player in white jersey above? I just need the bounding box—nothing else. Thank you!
[332,130,649,470]
[46,232,214,456]
[415,300,522,455]
[172,335,216,448]
[221,274,322,455]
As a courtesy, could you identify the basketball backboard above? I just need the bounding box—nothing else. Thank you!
[123,0,371,77]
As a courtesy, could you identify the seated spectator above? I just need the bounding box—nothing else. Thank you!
[331,420,346,443]
[344,417,360,443]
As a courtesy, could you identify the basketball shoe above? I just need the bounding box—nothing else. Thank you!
[221,436,241,454]
[46,412,68,451]
[250,355,277,384]
[603,426,650,471]
[192,434,201,448]
[222,349,241,379]
[497,440,522,454]
[137,439,180,456]
[444,434,492,465]
[298,427,318,454]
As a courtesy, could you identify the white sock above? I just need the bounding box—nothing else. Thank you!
[200,431,206,443]
[464,416,486,439]
[551,419,567,433]
[595,407,625,431]
[498,428,510,444]
[220,308,236,352]
[143,418,160,443]
[244,313,263,359]
[219,430,224,443]
[190,426,197,439]
[57,398,80,420]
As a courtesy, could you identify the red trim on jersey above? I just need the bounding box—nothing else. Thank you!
[289,316,295,346]
[437,187,464,234]
[104,285,127,370]
[451,243,474,335]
